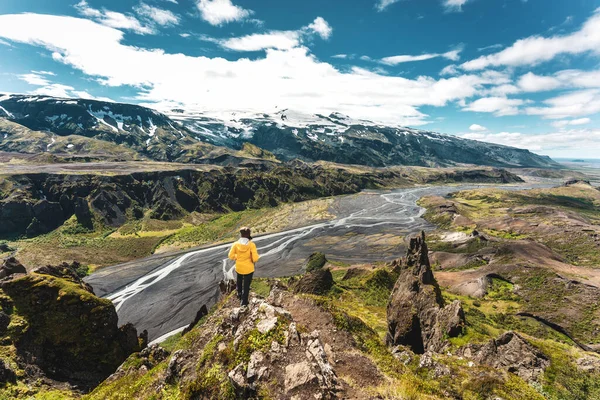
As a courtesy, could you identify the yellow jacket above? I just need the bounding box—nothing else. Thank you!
[228,238,260,275]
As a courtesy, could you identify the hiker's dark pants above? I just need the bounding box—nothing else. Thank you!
[237,272,253,306]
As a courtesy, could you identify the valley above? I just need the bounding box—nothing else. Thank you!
[0,95,598,400]
[86,181,556,342]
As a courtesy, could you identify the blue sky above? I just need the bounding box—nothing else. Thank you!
[1,0,600,157]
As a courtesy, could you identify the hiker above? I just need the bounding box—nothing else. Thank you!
[228,226,260,306]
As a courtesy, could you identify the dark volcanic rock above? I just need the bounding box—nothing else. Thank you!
[458,331,550,383]
[33,261,94,294]
[564,179,592,186]
[294,268,334,295]
[386,232,465,354]
[0,257,27,279]
[0,271,142,390]
[0,359,16,384]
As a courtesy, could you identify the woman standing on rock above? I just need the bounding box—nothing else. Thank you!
[228,227,260,307]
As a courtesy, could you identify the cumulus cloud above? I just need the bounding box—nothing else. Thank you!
[525,89,600,119]
[469,124,487,131]
[463,96,525,116]
[461,9,600,70]
[0,13,502,126]
[307,17,332,40]
[461,129,600,157]
[209,31,301,51]
[200,17,332,52]
[517,69,600,93]
[380,48,462,66]
[196,0,253,26]
[74,1,154,34]
[134,3,180,27]
[517,72,562,92]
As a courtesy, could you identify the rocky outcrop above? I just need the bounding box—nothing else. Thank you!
[458,331,550,383]
[294,268,334,295]
[32,261,94,293]
[0,262,143,391]
[304,252,328,273]
[0,257,27,279]
[386,232,465,354]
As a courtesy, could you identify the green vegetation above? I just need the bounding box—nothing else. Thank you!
[305,252,327,272]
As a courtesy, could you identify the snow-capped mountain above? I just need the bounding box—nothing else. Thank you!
[0,94,559,168]
[167,107,559,168]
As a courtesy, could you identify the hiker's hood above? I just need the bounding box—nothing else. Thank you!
[235,238,251,252]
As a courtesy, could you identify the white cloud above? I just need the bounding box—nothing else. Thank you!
[75,0,154,34]
[375,0,401,12]
[461,128,600,157]
[443,0,471,12]
[381,48,462,66]
[18,73,51,86]
[196,0,253,26]
[440,64,459,76]
[463,96,524,116]
[307,17,332,40]
[517,72,562,92]
[31,70,56,76]
[526,89,600,119]
[163,0,178,3]
[180,33,191,38]
[477,44,503,52]
[332,54,348,59]
[71,90,114,102]
[134,3,180,27]
[469,124,487,131]
[200,17,332,52]
[0,13,503,126]
[0,38,13,47]
[33,84,75,98]
[517,69,600,93]
[215,31,301,51]
[461,9,600,70]
[485,84,521,96]
[551,118,591,128]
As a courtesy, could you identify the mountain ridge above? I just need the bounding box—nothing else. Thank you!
[0,94,560,169]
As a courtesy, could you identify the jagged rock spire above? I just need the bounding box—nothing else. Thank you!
[386,231,465,354]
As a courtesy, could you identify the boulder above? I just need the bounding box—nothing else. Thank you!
[294,268,333,295]
[0,257,27,279]
[386,232,465,354]
[284,361,317,393]
[459,331,549,383]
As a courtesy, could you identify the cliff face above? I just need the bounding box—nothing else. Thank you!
[0,260,143,395]
[0,163,524,237]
